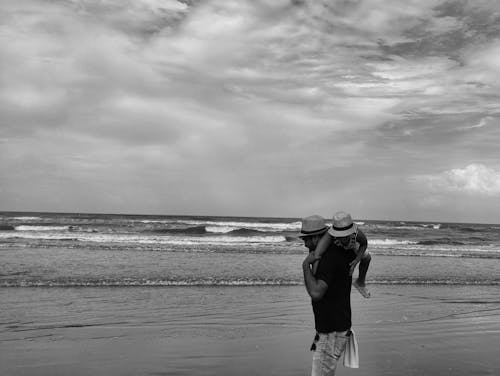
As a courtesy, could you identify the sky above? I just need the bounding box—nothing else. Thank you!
[1,0,500,223]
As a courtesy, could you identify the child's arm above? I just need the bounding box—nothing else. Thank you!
[312,232,332,275]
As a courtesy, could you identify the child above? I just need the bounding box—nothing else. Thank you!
[313,211,371,298]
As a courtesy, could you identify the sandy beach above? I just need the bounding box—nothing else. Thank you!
[1,284,498,376]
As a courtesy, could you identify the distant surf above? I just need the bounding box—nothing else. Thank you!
[1,212,499,288]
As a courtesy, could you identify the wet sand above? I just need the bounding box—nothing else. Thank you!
[1,285,499,375]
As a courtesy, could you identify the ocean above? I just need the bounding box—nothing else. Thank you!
[1,211,499,287]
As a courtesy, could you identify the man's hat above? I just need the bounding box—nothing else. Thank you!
[298,215,329,238]
[328,211,358,237]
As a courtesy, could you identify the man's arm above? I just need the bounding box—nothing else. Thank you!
[303,252,328,301]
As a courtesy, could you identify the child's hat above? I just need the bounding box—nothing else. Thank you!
[328,211,358,237]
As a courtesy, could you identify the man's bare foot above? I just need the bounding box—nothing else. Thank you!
[353,279,371,298]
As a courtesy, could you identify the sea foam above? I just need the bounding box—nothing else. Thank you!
[15,225,71,231]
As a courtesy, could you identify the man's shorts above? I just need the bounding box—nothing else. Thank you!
[311,331,349,376]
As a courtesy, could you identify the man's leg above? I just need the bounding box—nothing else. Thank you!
[311,332,349,376]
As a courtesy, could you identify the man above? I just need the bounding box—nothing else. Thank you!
[300,215,355,376]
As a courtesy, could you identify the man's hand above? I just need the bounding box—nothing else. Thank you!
[303,251,319,267]
[349,259,360,276]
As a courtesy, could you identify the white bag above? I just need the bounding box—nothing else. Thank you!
[343,330,359,368]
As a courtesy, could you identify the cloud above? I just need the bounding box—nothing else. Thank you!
[410,164,500,195]
[2,0,499,142]
[2,0,500,220]
[459,116,492,131]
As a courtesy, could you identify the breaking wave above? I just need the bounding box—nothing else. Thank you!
[15,225,71,231]
[370,239,418,245]
[151,226,208,235]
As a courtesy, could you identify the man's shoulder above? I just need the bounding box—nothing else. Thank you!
[326,240,343,251]
[321,243,344,261]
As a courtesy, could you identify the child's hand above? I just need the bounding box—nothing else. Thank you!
[303,251,319,266]
[349,259,360,276]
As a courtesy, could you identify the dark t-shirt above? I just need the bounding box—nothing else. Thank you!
[312,243,356,333]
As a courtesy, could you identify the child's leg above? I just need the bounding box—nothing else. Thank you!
[357,252,371,285]
[352,251,371,298]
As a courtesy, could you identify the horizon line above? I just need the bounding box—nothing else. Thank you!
[0,209,498,226]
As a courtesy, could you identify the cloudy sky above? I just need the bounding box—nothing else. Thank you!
[1,0,500,223]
